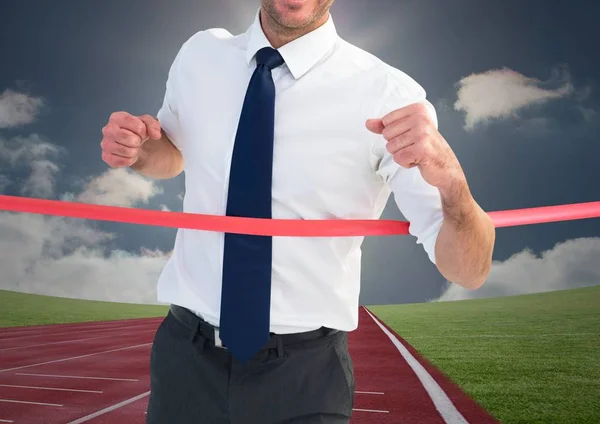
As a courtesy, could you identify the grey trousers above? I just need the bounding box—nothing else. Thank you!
[146,306,355,424]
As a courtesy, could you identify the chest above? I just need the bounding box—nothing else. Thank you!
[176,57,378,196]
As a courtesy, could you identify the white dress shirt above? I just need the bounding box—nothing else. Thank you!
[155,11,444,334]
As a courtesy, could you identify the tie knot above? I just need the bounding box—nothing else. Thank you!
[255,47,285,70]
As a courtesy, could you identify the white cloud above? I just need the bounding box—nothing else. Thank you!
[2,130,163,205]
[0,134,62,198]
[0,104,171,303]
[73,168,164,207]
[22,160,60,198]
[436,237,600,301]
[0,212,169,303]
[0,134,61,165]
[0,166,169,303]
[0,89,44,128]
[454,66,575,130]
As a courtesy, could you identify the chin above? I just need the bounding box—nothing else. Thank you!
[279,14,314,29]
[267,0,322,28]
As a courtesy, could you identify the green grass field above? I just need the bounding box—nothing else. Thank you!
[0,290,168,327]
[370,285,600,424]
[1,286,599,423]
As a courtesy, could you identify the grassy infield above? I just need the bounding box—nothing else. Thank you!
[1,286,599,423]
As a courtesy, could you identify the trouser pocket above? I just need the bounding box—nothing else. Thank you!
[331,332,355,410]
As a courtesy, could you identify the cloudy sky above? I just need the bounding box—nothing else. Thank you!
[0,0,599,306]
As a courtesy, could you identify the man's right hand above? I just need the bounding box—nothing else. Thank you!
[101,112,163,168]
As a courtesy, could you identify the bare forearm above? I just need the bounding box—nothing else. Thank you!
[131,132,184,179]
[434,180,495,289]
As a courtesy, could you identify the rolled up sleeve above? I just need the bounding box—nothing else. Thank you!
[387,165,444,264]
[371,69,444,264]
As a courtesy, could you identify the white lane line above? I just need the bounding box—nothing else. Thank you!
[0,419,14,423]
[0,343,151,373]
[364,307,469,424]
[0,330,156,352]
[353,408,389,413]
[0,384,102,394]
[0,398,62,407]
[0,322,158,343]
[67,391,150,424]
[355,391,385,395]
[15,373,138,382]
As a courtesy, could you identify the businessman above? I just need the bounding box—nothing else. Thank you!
[100,0,495,422]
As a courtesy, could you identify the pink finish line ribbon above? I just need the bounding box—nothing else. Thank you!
[0,195,598,237]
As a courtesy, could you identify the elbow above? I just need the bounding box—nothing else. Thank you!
[460,243,494,290]
[434,211,496,290]
[462,262,491,290]
[440,243,494,290]
[167,160,185,180]
[442,266,489,290]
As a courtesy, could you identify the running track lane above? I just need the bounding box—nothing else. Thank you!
[0,309,498,423]
[352,308,498,424]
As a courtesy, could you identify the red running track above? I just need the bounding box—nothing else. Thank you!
[0,309,498,424]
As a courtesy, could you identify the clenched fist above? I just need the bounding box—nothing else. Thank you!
[101,112,163,168]
[366,102,465,193]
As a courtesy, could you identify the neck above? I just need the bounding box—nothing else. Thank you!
[260,8,329,49]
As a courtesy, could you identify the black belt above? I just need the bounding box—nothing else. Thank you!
[169,304,339,351]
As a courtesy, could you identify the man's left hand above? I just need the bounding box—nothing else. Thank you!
[366,103,465,194]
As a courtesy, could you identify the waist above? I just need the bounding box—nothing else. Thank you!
[188,307,321,334]
[169,304,340,350]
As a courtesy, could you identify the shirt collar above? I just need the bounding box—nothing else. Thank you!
[244,9,338,80]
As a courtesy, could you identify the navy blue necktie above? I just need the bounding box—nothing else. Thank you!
[219,47,285,364]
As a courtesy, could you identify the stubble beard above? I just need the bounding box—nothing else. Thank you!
[261,0,333,42]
